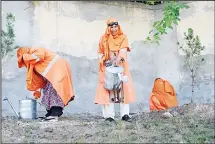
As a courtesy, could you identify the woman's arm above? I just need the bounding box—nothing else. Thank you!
[115,48,127,66]
[115,35,130,66]
[98,36,106,71]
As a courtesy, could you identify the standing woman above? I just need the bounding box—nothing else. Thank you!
[94,18,136,122]
[17,47,75,122]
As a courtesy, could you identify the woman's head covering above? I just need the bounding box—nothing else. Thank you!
[104,18,123,39]
[17,47,30,68]
[100,18,129,60]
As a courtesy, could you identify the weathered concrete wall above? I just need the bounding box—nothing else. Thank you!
[2,1,35,117]
[176,1,214,104]
[2,1,214,116]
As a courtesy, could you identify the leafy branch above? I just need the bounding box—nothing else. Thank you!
[32,1,39,6]
[1,13,18,57]
[144,1,190,44]
[146,1,157,5]
[24,1,39,10]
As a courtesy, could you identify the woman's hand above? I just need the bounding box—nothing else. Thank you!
[33,91,41,100]
[114,56,124,66]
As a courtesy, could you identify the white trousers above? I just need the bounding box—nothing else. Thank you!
[102,103,129,119]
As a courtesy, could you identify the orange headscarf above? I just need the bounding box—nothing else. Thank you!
[17,47,31,68]
[99,18,130,61]
[151,78,176,96]
[17,47,46,99]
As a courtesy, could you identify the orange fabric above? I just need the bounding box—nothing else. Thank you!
[149,78,178,111]
[17,47,75,105]
[94,18,136,104]
[17,47,30,68]
[17,47,46,92]
[26,65,46,91]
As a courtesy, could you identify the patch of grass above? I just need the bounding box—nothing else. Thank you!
[183,122,215,143]
[167,114,215,143]
[185,132,214,143]
[24,126,33,137]
[74,136,85,143]
[2,104,214,143]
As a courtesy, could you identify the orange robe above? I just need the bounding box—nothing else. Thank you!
[149,78,178,111]
[17,47,75,105]
[94,18,136,105]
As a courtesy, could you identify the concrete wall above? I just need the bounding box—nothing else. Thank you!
[176,1,214,104]
[2,1,214,116]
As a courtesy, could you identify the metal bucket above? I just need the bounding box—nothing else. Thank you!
[104,66,124,91]
[19,98,37,119]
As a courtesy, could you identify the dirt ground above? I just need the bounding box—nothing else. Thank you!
[2,103,215,143]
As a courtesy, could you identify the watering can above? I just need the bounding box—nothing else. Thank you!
[3,96,43,120]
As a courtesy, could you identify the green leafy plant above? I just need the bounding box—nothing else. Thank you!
[24,1,39,10]
[1,13,18,58]
[146,1,156,5]
[144,1,190,44]
[177,28,205,103]
[1,13,18,75]
[32,1,39,6]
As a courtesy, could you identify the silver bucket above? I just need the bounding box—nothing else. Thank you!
[19,98,37,120]
[104,66,124,91]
